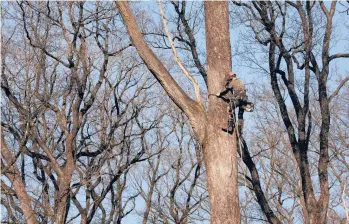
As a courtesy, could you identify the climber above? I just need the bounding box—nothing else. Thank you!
[216,71,254,134]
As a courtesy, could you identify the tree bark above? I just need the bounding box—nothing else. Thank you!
[204,2,240,223]
[116,1,240,223]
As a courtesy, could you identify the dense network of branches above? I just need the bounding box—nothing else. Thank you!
[1,1,348,224]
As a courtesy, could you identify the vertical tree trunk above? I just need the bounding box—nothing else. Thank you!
[53,180,71,224]
[116,1,240,223]
[204,2,241,223]
[53,137,75,224]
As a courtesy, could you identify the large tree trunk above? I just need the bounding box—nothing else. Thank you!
[116,1,240,223]
[204,2,240,223]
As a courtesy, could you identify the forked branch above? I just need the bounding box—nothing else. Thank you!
[158,0,203,105]
[115,1,207,142]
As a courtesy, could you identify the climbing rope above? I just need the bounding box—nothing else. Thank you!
[232,100,248,214]
[212,88,250,209]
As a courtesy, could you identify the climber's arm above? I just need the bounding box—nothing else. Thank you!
[217,88,231,97]
[216,88,233,102]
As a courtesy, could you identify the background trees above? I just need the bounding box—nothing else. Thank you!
[231,1,349,223]
[117,1,241,223]
[1,1,349,223]
[2,2,161,223]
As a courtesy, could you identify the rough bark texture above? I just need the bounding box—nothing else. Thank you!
[204,2,240,223]
[116,1,240,223]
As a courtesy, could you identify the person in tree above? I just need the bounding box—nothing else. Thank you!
[216,72,254,134]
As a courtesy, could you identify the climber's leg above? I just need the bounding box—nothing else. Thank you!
[222,100,236,134]
[238,107,244,135]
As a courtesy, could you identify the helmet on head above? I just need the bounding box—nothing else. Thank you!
[228,71,237,78]
[226,72,236,82]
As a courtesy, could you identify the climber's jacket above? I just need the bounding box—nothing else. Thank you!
[219,77,247,100]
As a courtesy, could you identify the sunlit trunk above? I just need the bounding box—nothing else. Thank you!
[204,2,240,223]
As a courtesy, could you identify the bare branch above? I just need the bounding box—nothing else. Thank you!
[115,1,207,142]
[158,0,203,106]
[329,76,349,102]
[329,53,349,62]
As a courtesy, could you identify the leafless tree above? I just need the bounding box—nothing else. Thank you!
[231,1,349,223]
[116,1,242,222]
[133,102,208,224]
[1,2,161,223]
[2,1,348,224]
